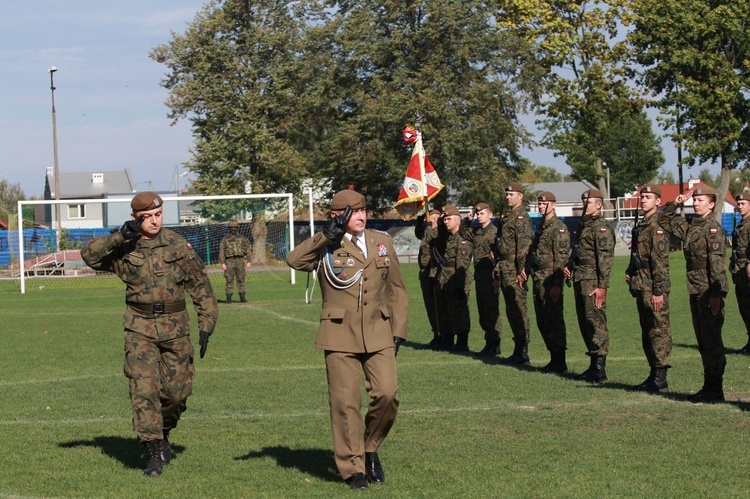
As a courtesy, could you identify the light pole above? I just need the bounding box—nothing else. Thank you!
[49,66,61,250]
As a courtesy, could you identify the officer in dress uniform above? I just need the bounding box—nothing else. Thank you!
[563,189,615,383]
[81,191,219,476]
[626,184,673,391]
[285,189,408,489]
[219,219,251,303]
[659,186,728,403]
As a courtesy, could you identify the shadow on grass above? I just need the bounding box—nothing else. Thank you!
[59,436,186,469]
[235,446,339,482]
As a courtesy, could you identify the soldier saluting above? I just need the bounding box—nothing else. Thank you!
[659,186,728,403]
[625,184,672,391]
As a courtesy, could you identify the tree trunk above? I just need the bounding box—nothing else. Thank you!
[714,155,731,224]
[251,211,268,265]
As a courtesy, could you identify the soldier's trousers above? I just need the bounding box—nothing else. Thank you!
[532,270,566,353]
[324,348,398,480]
[689,292,726,387]
[573,280,609,357]
[474,271,501,344]
[734,273,750,338]
[224,258,247,294]
[635,289,672,368]
[419,272,440,336]
[499,274,530,347]
[443,285,471,346]
[124,331,195,442]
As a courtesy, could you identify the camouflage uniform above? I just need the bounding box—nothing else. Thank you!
[437,228,473,350]
[219,229,251,297]
[730,210,750,351]
[416,221,440,345]
[572,212,615,359]
[493,205,532,357]
[461,218,501,353]
[530,215,569,359]
[628,212,673,372]
[659,201,728,398]
[81,228,218,442]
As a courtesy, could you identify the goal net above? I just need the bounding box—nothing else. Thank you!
[10,194,295,294]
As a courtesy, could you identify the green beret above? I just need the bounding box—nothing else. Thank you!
[131,192,164,213]
[504,182,524,194]
[331,190,366,211]
[693,186,717,199]
[538,191,556,202]
[582,189,604,200]
[442,205,460,217]
[639,184,661,197]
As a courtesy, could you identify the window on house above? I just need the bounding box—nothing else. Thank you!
[68,204,86,219]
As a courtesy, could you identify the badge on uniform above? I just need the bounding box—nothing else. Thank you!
[599,227,608,232]
[517,216,524,220]
[559,229,565,233]
[384,257,390,265]
[346,258,355,266]
[711,242,719,251]
[461,240,468,246]
[377,243,389,257]
[710,228,718,234]
[333,259,342,266]
[187,243,193,250]
[656,230,664,236]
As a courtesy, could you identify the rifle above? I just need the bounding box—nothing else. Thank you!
[625,204,643,297]
[731,209,739,284]
[564,192,590,287]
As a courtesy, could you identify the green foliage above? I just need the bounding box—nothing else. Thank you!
[0,178,25,212]
[2,256,750,496]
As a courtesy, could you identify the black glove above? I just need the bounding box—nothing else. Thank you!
[394,337,404,356]
[199,331,210,359]
[416,214,426,226]
[322,205,353,242]
[120,215,144,240]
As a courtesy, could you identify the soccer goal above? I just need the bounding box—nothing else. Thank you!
[11,194,296,294]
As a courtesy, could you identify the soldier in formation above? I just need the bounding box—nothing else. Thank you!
[625,184,673,392]
[522,191,570,373]
[81,191,219,477]
[659,187,728,403]
[415,209,442,349]
[493,182,532,364]
[219,219,252,303]
[731,193,750,354]
[564,189,615,383]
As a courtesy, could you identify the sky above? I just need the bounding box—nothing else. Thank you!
[0,2,718,199]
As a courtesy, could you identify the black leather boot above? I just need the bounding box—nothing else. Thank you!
[160,431,172,465]
[688,375,724,403]
[574,355,597,380]
[239,292,247,303]
[365,451,385,483]
[143,440,163,477]
[426,332,441,350]
[225,294,232,304]
[634,367,656,391]
[504,344,530,364]
[540,350,567,373]
[451,335,470,353]
[576,355,607,383]
[476,340,500,357]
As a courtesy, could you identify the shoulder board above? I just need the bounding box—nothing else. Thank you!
[372,229,391,237]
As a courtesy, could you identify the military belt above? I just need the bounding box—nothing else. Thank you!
[687,261,705,271]
[496,253,515,261]
[575,258,596,266]
[226,255,245,259]
[536,262,554,271]
[127,300,187,315]
[640,262,651,271]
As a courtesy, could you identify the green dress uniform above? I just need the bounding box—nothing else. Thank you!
[219,229,251,301]
[628,212,673,390]
[437,228,474,351]
[461,218,501,354]
[286,226,408,481]
[730,209,750,353]
[659,201,728,401]
[493,205,532,361]
[530,214,570,370]
[571,212,615,379]
[81,227,218,443]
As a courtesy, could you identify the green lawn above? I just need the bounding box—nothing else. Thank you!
[1,254,749,497]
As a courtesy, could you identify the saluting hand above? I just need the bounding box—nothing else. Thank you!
[323,205,353,241]
[120,215,145,240]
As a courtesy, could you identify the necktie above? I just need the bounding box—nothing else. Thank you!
[351,235,364,255]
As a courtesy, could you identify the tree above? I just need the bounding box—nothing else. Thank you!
[498,0,663,197]
[630,0,750,220]
[0,179,25,212]
[653,167,675,185]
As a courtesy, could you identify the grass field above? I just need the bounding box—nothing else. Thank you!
[1,254,749,497]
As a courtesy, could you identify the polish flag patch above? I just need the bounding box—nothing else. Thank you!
[559,229,566,233]
[710,228,718,234]
[656,230,664,235]
[518,216,524,220]
[599,227,608,232]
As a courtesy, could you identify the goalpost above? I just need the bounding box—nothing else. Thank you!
[12,193,296,294]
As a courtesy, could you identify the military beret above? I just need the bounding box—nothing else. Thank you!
[537,191,556,202]
[131,191,164,213]
[474,202,491,212]
[639,184,662,197]
[693,185,717,199]
[228,219,239,228]
[428,208,442,216]
[504,182,524,193]
[330,189,366,211]
[736,192,750,201]
[442,205,460,217]
[581,189,604,200]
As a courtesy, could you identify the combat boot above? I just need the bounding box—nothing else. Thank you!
[476,340,500,358]
[576,355,607,383]
[504,344,530,365]
[633,367,656,391]
[225,294,232,304]
[239,292,247,303]
[540,350,567,373]
[451,335,470,353]
[574,356,597,381]
[636,367,669,392]
[143,440,163,477]
[426,332,441,350]
[688,376,724,403]
[160,431,172,465]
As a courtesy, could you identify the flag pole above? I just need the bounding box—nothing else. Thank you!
[415,111,429,213]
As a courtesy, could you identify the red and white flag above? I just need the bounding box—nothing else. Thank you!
[394,125,444,220]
